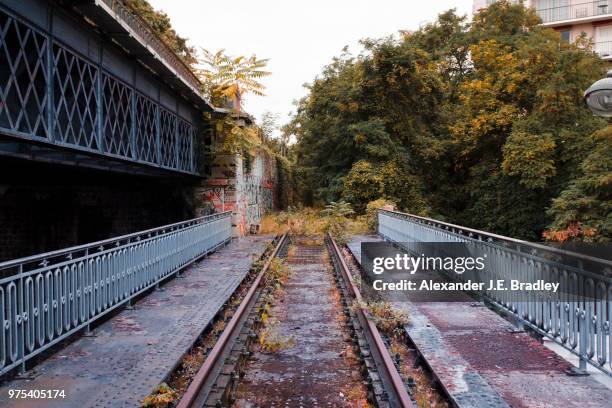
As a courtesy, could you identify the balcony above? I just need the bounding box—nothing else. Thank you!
[595,40,612,58]
[536,1,612,26]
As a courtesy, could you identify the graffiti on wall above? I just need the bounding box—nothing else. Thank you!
[200,149,277,236]
[244,174,274,230]
[202,186,225,215]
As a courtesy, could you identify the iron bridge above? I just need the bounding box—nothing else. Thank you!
[0,0,213,176]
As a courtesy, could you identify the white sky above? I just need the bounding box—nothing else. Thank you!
[149,0,473,129]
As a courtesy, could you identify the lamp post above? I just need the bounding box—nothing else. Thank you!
[584,70,612,117]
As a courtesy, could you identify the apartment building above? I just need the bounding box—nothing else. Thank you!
[473,0,612,60]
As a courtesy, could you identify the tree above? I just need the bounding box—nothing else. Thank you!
[125,0,197,66]
[260,111,280,143]
[197,49,271,110]
[544,127,612,242]
[292,0,610,241]
[321,201,354,244]
[194,49,271,167]
[448,1,605,238]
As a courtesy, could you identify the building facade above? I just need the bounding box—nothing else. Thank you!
[473,0,612,60]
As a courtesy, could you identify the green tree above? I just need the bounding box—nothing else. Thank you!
[125,0,197,66]
[545,127,612,242]
[321,201,354,244]
[292,0,609,241]
[196,49,271,165]
[197,49,270,109]
[343,161,385,213]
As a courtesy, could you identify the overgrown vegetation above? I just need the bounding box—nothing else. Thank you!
[257,257,295,352]
[390,336,449,408]
[197,49,271,109]
[289,1,611,242]
[125,0,197,66]
[321,201,354,245]
[258,317,295,353]
[355,301,410,336]
[141,383,177,408]
[259,206,368,238]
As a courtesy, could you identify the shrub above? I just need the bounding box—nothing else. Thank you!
[365,199,396,232]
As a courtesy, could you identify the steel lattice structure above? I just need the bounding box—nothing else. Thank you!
[0,2,203,175]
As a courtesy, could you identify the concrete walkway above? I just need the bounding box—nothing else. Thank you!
[0,235,272,408]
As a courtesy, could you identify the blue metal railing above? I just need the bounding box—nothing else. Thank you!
[378,209,612,376]
[0,212,232,376]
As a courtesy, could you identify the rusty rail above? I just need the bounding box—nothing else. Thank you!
[177,233,288,408]
[326,234,414,408]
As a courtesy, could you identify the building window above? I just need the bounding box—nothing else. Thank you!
[560,30,570,43]
[596,25,612,57]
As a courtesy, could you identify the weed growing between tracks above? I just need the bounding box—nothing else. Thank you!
[258,318,296,352]
[341,246,450,408]
[390,334,449,408]
[258,257,296,353]
[325,247,373,407]
[141,240,283,408]
[356,301,410,336]
[141,383,178,407]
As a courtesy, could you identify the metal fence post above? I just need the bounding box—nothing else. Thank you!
[567,308,591,376]
[46,4,54,143]
[17,265,25,376]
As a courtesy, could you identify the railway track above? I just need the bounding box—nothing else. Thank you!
[174,234,414,408]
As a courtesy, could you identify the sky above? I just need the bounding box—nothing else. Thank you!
[149,0,474,130]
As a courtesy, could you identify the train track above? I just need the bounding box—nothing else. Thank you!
[176,233,290,408]
[175,233,413,408]
[325,234,414,408]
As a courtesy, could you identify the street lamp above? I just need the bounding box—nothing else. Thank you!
[584,70,612,117]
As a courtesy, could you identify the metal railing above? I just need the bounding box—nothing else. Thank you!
[0,212,231,376]
[595,40,612,57]
[378,209,612,376]
[536,1,611,24]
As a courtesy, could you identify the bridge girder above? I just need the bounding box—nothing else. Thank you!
[0,0,212,176]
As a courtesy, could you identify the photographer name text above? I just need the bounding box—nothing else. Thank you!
[372,279,560,292]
